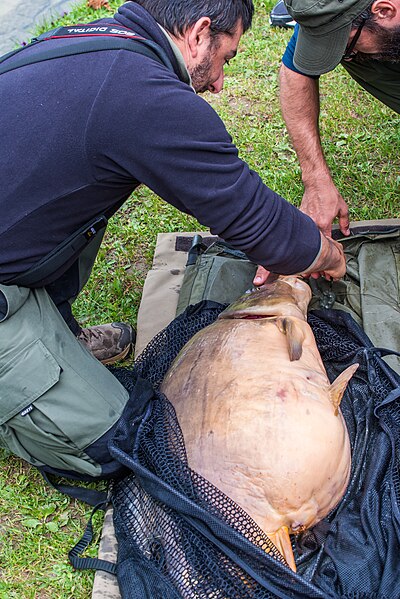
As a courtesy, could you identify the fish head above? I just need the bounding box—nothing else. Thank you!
[219,275,312,320]
[270,275,312,316]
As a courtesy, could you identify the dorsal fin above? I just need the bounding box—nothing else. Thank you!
[329,363,359,414]
[276,317,305,361]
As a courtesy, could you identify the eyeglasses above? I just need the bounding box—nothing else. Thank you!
[343,17,367,60]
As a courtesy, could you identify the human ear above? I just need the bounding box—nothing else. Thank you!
[371,0,397,21]
[187,17,212,59]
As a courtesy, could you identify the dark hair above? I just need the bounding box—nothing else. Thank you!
[133,0,254,36]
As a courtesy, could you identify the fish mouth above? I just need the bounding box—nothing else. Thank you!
[239,315,270,319]
[231,313,275,320]
[222,310,283,320]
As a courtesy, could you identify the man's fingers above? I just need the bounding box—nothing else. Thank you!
[338,212,351,237]
[253,266,270,286]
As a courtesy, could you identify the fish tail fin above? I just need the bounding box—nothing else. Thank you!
[329,363,359,414]
[276,317,305,361]
[267,526,296,572]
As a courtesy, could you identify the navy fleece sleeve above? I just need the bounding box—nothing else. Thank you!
[282,25,319,80]
[86,52,321,274]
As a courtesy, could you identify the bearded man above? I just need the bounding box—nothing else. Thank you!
[279,0,400,238]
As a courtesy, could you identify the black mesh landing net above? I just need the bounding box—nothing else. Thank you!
[108,301,400,599]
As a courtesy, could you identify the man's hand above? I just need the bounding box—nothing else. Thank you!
[301,178,350,238]
[302,232,346,280]
[252,232,346,286]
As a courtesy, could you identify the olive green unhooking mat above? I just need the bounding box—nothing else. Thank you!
[92,219,400,599]
[310,225,400,374]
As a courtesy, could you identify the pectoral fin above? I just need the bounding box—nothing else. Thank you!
[267,526,296,572]
[329,363,359,414]
[276,317,305,361]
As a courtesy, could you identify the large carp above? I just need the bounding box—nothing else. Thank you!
[160,275,358,571]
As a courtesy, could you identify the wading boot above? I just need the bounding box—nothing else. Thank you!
[77,322,135,365]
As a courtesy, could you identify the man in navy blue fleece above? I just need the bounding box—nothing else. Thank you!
[280,0,400,238]
[0,0,345,474]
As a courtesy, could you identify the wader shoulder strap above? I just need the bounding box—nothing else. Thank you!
[2,25,174,287]
[0,24,175,75]
[5,215,109,287]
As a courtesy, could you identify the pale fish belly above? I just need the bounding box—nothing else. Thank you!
[161,296,357,570]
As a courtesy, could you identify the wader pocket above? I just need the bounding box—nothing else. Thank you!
[0,339,99,474]
[0,339,60,424]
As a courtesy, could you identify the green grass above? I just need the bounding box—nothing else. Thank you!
[1,0,399,596]
[0,451,105,598]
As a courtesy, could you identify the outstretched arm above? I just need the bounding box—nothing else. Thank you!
[279,64,350,237]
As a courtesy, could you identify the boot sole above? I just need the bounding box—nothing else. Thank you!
[100,343,133,365]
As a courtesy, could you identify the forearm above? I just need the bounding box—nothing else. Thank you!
[278,53,349,237]
[279,64,332,186]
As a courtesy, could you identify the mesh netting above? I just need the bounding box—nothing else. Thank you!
[109,302,400,599]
